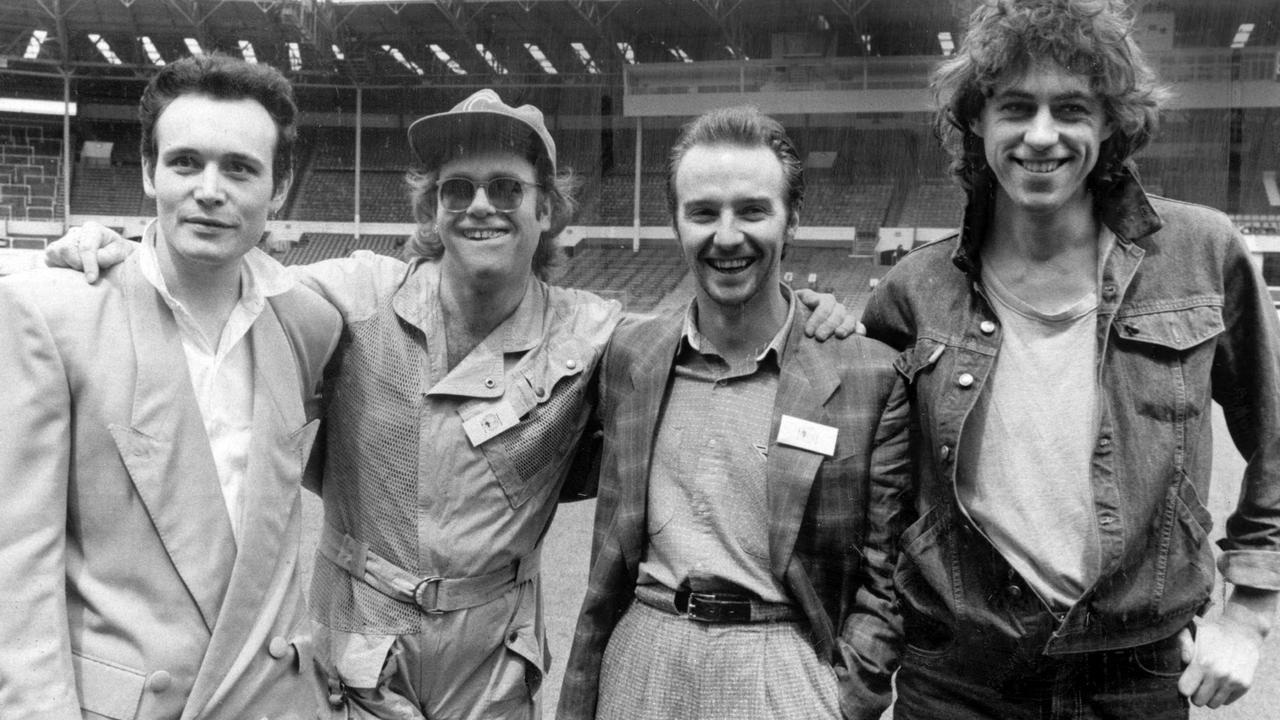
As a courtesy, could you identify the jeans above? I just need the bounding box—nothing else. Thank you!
[894,631,1189,720]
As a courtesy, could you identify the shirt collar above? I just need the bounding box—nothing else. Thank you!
[679,284,796,365]
[138,219,296,315]
[952,165,1165,279]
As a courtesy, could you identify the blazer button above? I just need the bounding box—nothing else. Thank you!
[939,444,951,461]
[268,636,291,659]
[979,320,996,334]
[146,670,172,693]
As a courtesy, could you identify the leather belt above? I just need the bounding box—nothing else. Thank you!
[318,524,539,613]
[635,584,802,624]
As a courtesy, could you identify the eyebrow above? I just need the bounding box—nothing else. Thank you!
[994,88,1098,104]
[160,147,266,166]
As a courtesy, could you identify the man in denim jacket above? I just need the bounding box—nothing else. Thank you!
[862,1,1280,717]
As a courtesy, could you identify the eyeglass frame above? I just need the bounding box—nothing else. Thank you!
[435,176,543,213]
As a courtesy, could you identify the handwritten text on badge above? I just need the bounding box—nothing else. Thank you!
[776,415,838,456]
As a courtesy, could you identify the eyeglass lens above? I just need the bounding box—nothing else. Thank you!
[439,178,527,212]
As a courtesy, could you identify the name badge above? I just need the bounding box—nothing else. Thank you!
[462,399,521,447]
[776,415,838,457]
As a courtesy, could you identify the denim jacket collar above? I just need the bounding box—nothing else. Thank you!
[951,167,1166,279]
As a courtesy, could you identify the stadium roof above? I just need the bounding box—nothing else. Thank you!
[2,0,1278,91]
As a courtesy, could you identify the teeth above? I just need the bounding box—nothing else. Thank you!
[708,258,752,272]
[464,229,505,240]
[1020,159,1064,173]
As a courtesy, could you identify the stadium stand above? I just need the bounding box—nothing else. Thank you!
[897,180,964,229]
[781,245,878,312]
[277,233,406,266]
[553,240,688,313]
[0,123,62,221]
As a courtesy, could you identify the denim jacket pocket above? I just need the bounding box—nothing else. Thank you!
[1153,475,1216,616]
[481,339,593,510]
[895,508,957,658]
[1113,302,1224,351]
[893,338,946,384]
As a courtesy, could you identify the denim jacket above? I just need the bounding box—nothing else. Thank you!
[862,170,1280,657]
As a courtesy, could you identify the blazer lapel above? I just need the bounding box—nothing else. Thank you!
[766,323,840,579]
[109,255,236,633]
[183,299,314,716]
[615,317,683,576]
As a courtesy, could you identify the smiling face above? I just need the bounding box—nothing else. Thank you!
[144,93,287,280]
[434,150,551,291]
[673,142,794,323]
[972,60,1114,221]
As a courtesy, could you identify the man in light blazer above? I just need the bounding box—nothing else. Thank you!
[0,55,342,719]
[558,107,910,720]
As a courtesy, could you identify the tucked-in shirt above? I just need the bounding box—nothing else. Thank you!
[957,233,1113,610]
[138,222,295,540]
[637,287,797,603]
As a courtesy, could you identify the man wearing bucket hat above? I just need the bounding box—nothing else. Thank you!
[47,88,856,719]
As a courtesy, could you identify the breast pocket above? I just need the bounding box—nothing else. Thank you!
[1112,303,1224,423]
[480,340,596,509]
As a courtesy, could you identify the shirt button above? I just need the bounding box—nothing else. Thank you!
[1098,436,1111,448]
[1006,585,1022,598]
[147,670,172,693]
[939,444,951,461]
[268,636,290,659]
[979,320,996,334]
[483,377,495,389]
[957,373,974,388]
[565,359,577,370]
[1103,283,1118,298]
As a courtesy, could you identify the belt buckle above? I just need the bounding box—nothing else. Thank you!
[686,592,751,623]
[414,576,445,614]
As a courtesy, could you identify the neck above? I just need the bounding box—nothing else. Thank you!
[983,189,1103,311]
[155,236,244,342]
[437,269,522,340]
[988,187,1100,259]
[694,286,788,362]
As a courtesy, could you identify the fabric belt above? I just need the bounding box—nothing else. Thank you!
[635,584,802,624]
[318,524,540,613]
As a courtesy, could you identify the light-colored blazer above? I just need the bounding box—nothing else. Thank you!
[559,305,912,720]
[0,252,341,720]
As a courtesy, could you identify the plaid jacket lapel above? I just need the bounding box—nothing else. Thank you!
[766,313,840,579]
[613,315,684,576]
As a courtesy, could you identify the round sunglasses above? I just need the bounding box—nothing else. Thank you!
[437,177,541,213]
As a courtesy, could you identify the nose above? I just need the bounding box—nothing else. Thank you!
[1024,106,1059,150]
[712,214,743,249]
[465,184,495,216]
[193,164,225,205]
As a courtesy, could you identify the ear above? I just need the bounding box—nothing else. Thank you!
[536,192,552,233]
[970,115,986,139]
[271,170,294,214]
[142,158,157,198]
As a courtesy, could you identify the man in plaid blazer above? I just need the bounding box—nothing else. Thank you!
[558,107,910,720]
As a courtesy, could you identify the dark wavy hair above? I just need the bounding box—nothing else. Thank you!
[666,106,805,225]
[404,131,577,281]
[139,53,297,193]
[933,0,1170,194]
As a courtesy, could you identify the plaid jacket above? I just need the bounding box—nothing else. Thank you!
[558,304,911,720]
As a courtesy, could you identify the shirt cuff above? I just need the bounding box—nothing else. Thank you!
[1218,549,1280,590]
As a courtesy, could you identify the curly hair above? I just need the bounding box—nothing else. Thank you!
[403,134,577,281]
[933,0,1170,194]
